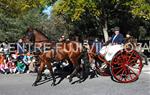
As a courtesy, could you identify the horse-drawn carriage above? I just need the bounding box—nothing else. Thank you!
[89,44,143,83]
[22,27,143,86]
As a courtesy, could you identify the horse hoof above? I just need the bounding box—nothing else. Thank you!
[32,83,37,86]
[67,75,73,83]
[44,77,48,80]
[51,83,56,86]
[69,77,72,83]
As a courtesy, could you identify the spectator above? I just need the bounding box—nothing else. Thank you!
[28,56,36,73]
[3,59,10,74]
[17,39,24,55]
[7,57,17,74]
[23,52,33,73]
[2,42,9,60]
[16,59,26,74]
[0,54,5,74]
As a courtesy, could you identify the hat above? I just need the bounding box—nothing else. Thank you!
[113,27,120,31]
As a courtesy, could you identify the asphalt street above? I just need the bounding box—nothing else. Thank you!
[0,64,149,95]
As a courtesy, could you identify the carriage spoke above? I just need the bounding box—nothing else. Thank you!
[120,69,126,80]
[121,69,125,76]
[115,68,124,75]
[118,74,124,81]
[127,66,138,78]
[128,59,141,70]
[128,57,137,63]
[118,69,127,81]
[124,70,129,81]
[127,68,133,80]
[127,51,135,62]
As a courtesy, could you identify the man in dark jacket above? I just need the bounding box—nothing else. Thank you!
[104,27,124,46]
[100,27,124,58]
[110,27,124,45]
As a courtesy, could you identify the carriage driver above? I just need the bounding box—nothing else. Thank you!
[107,27,124,45]
[99,27,124,60]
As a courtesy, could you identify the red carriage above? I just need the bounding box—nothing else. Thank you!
[89,44,143,83]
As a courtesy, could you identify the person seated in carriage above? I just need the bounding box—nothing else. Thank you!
[99,27,124,61]
[125,32,148,65]
[105,27,124,45]
[124,32,137,49]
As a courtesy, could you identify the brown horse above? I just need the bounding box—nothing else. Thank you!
[23,27,83,86]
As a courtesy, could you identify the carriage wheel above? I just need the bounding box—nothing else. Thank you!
[110,49,143,83]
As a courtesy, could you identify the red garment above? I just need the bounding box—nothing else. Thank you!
[7,61,16,69]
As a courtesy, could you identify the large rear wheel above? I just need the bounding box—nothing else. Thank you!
[110,49,143,83]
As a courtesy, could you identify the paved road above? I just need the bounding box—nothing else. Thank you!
[0,64,149,95]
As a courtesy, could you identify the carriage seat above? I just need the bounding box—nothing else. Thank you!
[99,44,123,61]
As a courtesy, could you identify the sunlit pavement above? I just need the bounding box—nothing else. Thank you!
[0,63,149,95]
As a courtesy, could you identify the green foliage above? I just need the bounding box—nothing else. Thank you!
[0,8,44,42]
[0,0,150,42]
[52,0,150,40]
[0,13,23,42]
[52,0,150,21]
[126,0,150,20]
[35,15,74,40]
[0,7,72,42]
[52,0,101,21]
[0,0,51,17]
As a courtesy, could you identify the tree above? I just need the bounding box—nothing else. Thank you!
[126,0,150,20]
[51,0,150,41]
[52,0,109,41]
[0,0,149,42]
[0,7,72,42]
[0,0,51,17]
[37,15,74,41]
[0,8,47,42]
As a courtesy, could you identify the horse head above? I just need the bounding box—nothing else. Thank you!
[25,27,35,42]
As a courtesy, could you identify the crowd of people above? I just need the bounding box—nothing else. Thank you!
[0,40,38,74]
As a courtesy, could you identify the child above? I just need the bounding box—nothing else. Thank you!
[0,54,9,74]
[16,59,26,74]
[7,57,17,74]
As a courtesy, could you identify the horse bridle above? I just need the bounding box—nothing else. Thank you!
[26,30,49,43]
[25,31,34,42]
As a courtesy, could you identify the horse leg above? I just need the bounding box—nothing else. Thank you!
[68,58,80,82]
[32,60,45,86]
[46,61,56,86]
[68,64,80,82]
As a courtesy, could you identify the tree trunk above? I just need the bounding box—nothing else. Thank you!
[102,20,109,42]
